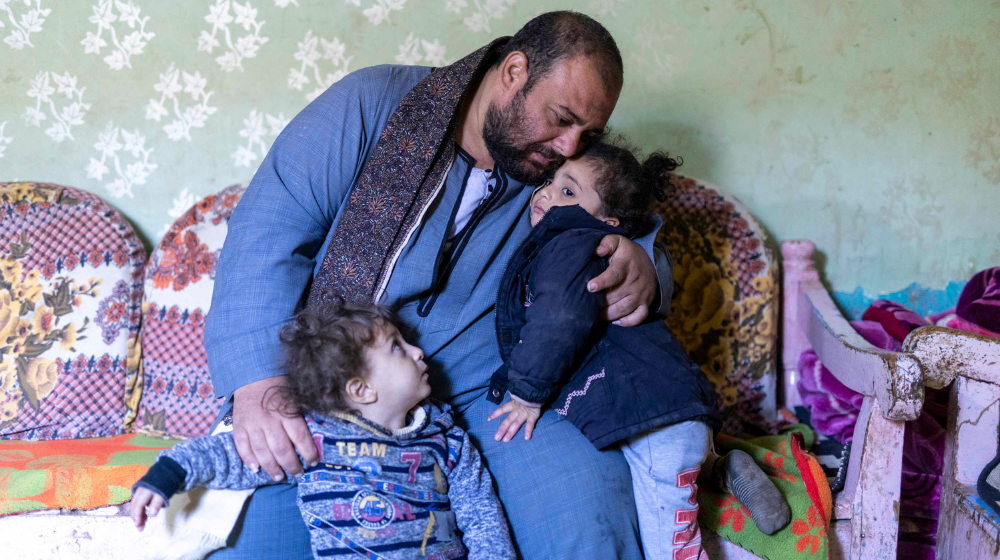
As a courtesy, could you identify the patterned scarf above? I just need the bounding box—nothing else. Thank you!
[307,38,509,310]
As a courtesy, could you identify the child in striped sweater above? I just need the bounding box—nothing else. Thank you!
[131,303,514,560]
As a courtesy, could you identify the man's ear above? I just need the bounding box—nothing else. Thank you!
[345,377,376,405]
[603,217,620,228]
[497,51,528,98]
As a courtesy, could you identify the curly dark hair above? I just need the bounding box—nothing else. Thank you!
[578,134,682,238]
[275,303,399,417]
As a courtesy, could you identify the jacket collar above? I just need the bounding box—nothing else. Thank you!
[532,204,628,237]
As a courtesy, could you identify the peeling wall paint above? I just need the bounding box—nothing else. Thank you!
[834,281,967,320]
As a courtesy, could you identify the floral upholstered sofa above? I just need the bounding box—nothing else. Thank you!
[0,176,949,560]
[0,176,787,559]
[0,181,244,559]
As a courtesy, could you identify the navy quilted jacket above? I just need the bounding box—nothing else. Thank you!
[487,205,721,449]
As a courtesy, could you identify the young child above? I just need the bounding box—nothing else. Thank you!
[132,303,514,560]
[486,137,789,559]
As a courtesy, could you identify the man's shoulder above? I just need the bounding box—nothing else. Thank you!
[312,64,434,109]
[267,64,436,164]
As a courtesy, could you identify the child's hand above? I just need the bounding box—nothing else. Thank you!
[488,400,542,442]
[130,486,165,531]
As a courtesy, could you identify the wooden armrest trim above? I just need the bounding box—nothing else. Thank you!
[904,326,1000,387]
[800,281,924,421]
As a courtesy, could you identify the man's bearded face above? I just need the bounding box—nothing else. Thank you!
[482,92,565,185]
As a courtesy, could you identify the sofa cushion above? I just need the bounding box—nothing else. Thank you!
[0,182,145,440]
[653,175,779,437]
[135,184,246,438]
[0,433,179,515]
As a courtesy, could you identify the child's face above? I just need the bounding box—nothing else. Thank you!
[529,157,618,228]
[363,323,432,415]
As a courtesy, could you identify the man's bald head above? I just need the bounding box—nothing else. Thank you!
[493,11,624,97]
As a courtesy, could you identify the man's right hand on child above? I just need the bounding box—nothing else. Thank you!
[232,376,319,481]
[130,486,164,531]
[488,399,542,442]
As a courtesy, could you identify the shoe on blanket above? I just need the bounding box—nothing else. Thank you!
[716,450,791,535]
[977,452,1000,517]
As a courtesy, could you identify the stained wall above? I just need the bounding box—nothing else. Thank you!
[1,1,997,303]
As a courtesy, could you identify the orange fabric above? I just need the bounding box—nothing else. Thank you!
[0,433,179,515]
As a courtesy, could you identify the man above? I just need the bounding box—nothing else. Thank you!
[205,11,669,559]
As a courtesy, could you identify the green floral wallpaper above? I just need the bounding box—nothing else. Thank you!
[1,0,998,294]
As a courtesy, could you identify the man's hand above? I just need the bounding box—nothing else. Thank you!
[588,234,657,327]
[488,399,542,442]
[130,487,164,531]
[232,376,319,481]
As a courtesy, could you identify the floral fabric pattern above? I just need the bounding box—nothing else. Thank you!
[95,279,139,344]
[0,182,145,440]
[136,183,246,437]
[654,174,779,437]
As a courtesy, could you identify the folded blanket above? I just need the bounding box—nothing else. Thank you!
[0,433,179,515]
[700,425,832,560]
[955,267,1000,335]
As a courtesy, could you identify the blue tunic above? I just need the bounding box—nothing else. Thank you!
[205,64,664,559]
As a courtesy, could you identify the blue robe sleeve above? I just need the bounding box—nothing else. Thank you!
[204,65,429,397]
[633,213,672,315]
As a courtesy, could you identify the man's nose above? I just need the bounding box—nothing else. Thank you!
[412,347,424,362]
[551,128,584,157]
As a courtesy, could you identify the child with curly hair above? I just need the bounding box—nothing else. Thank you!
[485,136,789,560]
[131,303,514,560]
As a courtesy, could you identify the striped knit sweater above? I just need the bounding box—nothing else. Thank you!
[134,401,514,560]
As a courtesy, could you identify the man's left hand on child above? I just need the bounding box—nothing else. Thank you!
[590,235,657,327]
[488,399,542,442]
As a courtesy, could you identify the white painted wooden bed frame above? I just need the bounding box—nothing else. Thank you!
[3,238,998,560]
[706,239,1000,560]
[906,327,1000,558]
[704,239,920,560]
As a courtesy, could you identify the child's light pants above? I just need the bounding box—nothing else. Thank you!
[621,420,713,560]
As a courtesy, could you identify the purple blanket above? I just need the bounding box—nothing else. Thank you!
[796,267,1000,560]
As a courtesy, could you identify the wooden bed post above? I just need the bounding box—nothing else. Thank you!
[781,240,819,409]
[843,396,905,560]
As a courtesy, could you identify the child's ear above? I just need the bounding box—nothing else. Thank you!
[603,217,620,228]
[345,377,377,405]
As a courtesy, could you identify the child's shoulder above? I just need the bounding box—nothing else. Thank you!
[532,227,609,270]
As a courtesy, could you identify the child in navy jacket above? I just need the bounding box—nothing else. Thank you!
[132,303,514,560]
[486,138,789,560]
